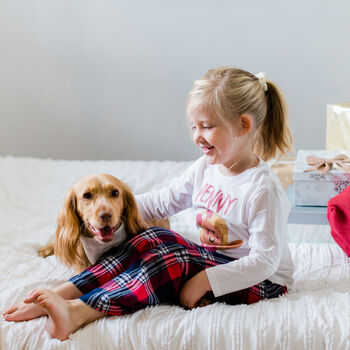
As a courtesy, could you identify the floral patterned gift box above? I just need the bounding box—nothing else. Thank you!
[293,150,350,206]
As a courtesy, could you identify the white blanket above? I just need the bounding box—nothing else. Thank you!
[0,156,349,350]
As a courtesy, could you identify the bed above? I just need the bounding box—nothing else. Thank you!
[0,156,349,350]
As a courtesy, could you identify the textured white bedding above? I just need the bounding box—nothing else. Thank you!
[0,156,349,350]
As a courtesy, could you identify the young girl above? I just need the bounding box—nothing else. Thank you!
[3,67,294,341]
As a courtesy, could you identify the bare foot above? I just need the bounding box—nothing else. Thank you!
[26,289,82,341]
[3,301,47,322]
[28,289,105,341]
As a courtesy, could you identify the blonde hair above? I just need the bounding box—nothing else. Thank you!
[186,67,293,160]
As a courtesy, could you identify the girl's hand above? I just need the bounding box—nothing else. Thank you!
[179,270,212,309]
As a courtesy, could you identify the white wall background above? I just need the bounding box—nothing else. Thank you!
[0,0,349,161]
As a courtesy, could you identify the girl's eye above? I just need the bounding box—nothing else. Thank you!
[111,190,119,198]
[83,192,92,199]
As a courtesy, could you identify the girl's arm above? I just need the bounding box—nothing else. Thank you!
[136,158,203,220]
[205,186,290,297]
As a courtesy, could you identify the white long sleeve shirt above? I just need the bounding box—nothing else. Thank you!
[136,156,294,297]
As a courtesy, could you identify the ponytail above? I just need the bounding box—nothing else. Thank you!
[254,81,293,160]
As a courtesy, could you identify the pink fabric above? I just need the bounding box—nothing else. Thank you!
[327,186,350,256]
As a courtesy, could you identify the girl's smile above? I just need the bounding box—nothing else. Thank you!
[199,144,214,155]
[191,110,225,152]
[190,108,240,167]
[189,107,258,175]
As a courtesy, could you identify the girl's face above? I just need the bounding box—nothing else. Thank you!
[189,108,244,169]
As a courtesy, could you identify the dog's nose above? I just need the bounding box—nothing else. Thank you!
[99,212,112,222]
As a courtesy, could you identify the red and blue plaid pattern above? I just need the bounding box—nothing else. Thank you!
[69,227,286,315]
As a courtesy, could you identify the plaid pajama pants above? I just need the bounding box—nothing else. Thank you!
[69,227,286,315]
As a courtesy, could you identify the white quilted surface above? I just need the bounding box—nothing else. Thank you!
[0,156,349,350]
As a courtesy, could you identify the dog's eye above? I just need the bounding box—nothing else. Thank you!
[83,192,92,199]
[111,189,119,198]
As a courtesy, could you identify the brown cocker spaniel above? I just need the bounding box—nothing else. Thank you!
[39,174,149,273]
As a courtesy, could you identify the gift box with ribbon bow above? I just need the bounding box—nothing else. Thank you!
[293,150,350,206]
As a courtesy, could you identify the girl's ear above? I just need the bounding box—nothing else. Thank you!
[238,114,253,136]
[122,185,147,235]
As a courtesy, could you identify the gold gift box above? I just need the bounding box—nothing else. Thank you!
[271,160,295,191]
[326,103,350,150]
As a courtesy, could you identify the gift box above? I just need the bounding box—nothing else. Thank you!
[293,150,350,206]
[326,103,350,150]
[270,161,295,190]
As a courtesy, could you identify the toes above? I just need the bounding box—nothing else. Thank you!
[23,291,37,303]
[28,289,53,308]
[3,309,20,321]
[3,305,20,320]
[3,305,18,316]
[4,312,16,321]
[24,289,46,304]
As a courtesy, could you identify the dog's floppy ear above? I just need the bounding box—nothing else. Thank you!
[54,188,87,269]
[122,185,147,235]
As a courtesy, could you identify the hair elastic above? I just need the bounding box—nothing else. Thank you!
[255,72,268,92]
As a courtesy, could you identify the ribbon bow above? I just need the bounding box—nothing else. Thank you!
[305,154,350,174]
